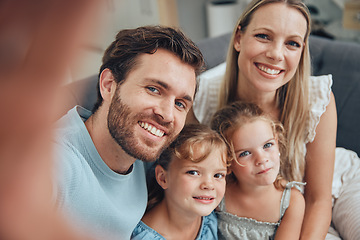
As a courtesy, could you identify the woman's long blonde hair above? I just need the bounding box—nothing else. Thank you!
[218,0,312,181]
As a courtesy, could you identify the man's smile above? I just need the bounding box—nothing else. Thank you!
[138,121,165,137]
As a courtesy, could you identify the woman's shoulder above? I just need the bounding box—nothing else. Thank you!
[308,75,333,104]
[306,75,334,143]
[193,62,227,125]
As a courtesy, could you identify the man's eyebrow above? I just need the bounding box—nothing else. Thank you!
[149,79,193,103]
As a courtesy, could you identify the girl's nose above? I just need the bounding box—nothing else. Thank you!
[200,178,215,190]
[255,152,269,166]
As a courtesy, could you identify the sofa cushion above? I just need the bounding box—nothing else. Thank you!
[309,36,360,156]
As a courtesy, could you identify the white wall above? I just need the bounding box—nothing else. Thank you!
[71,0,161,82]
[176,0,208,42]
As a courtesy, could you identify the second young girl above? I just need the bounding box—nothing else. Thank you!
[211,101,305,240]
[131,124,231,240]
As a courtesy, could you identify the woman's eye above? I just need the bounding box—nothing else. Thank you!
[264,142,273,149]
[239,151,250,158]
[186,170,199,176]
[287,41,301,48]
[255,34,269,40]
[214,173,225,179]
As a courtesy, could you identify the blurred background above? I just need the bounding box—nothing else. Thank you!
[71,0,360,83]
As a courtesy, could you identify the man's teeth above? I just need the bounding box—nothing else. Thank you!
[139,122,164,137]
[258,65,281,75]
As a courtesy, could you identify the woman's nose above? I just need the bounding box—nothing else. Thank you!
[266,42,284,62]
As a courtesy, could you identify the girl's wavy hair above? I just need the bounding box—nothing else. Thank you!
[146,124,231,212]
[210,101,287,189]
[218,0,311,181]
[92,25,205,113]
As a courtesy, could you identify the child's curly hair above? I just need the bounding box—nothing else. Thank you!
[146,123,232,212]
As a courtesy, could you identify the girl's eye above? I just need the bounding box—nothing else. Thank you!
[264,142,273,149]
[186,170,199,176]
[147,86,159,93]
[287,41,301,48]
[255,34,270,40]
[239,151,250,158]
[214,173,225,179]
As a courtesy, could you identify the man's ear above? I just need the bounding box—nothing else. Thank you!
[155,165,168,190]
[234,26,242,52]
[99,68,117,103]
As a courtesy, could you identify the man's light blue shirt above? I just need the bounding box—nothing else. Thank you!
[53,106,147,240]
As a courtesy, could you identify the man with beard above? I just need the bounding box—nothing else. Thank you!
[53,26,204,240]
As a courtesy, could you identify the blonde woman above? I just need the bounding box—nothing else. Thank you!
[189,0,360,239]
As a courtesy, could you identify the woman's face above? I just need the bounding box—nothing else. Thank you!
[234,3,307,94]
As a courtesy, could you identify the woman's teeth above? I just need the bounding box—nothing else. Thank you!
[257,65,281,75]
[139,122,164,137]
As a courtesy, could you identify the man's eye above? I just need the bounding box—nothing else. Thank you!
[214,173,225,179]
[175,101,185,109]
[264,142,273,149]
[147,86,159,93]
[239,151,250,158]
[186,170,199,176]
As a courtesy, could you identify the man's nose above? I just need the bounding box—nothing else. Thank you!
[153,99,174,123]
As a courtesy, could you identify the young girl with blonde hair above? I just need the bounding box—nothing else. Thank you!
[131,124,231,240]
[211,101,305,240]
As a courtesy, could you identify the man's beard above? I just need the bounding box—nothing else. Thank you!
[107,89,175,162]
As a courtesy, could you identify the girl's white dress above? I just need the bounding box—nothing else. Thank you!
[217,182,305,240]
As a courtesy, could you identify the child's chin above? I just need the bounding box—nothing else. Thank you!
[198,209,215,217]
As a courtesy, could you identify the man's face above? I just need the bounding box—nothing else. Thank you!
[107,49,197,162]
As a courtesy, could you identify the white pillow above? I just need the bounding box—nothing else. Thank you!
[193,62,226,125]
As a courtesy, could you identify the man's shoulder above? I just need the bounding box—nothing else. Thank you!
[55,105,91,132]
[53,106,94,180]
[54,106,92,150]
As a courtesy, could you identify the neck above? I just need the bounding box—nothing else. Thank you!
[143,200,202,240]
[229,180,275,197]
[236,80,280,120]
[85,108,136,174]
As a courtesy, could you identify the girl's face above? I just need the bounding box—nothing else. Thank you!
[160,147,227,218]
[234,3,307,94]
[230,119,280,188]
